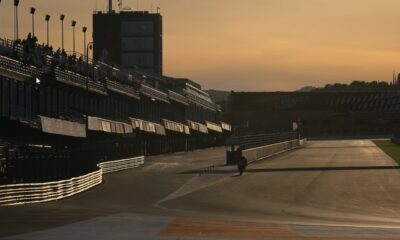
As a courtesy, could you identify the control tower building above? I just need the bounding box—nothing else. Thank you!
[93,2,162,74]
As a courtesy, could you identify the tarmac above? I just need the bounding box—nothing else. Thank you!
[2,140,400,239]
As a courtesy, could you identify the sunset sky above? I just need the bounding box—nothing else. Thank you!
[1,0,400,91]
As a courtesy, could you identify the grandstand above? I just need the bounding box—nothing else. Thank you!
[227,92,400,137]
[0,35,231,184]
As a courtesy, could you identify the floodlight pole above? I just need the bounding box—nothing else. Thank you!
[60,14,65,50]
[86,42,93,115]
[82,26,87,58]
[45,15,51,45]
[30,7,36,36]
[14,0,20,40]
[71,20,76,53]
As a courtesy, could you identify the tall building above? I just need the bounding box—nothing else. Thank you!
[93,10,162,74]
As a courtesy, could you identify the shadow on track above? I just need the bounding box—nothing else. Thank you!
[181,166,400,175]
[305,146,378,149]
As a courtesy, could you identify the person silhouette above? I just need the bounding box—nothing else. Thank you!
[236,147,248,176]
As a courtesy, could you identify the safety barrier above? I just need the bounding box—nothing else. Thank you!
[0,170,102,206]
[97,156,145,174]
[242,139,302,163]
[0,156,145,206]
[227,132,298,150]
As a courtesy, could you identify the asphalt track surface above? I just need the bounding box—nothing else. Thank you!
[2,140,400,239]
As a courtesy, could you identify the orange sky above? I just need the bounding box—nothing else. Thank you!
[1,0,400,91]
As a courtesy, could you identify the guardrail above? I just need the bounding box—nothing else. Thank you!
[0,169,102,206]
[0,55,42,78]
[97,156,145,174]
[242,139,303,163]
[55,68,107,95]
[140,84,170,103]
[226,132,298,150]
[0,156,145,206]
[106,79,140,100]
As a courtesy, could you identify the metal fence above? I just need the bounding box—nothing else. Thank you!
[242,139,300,163]
[0,155,146,206]
[226,132,298,150]
[0,169,102,206]
[97,156,145,174]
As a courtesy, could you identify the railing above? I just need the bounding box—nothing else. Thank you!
[226,132,298,150]
[140,84,170,103]
[54,68,107,95]
[97,156,145,174]
[168,90,189,106]
[88,79,108,95]
[0,155,145,205]
[0,55,42,79]
[226,132,304,165]
[0,170,102,206]
[184,89,217,112]
[54,67,87,88]
[106,80,140,99]
[242,139,301,163]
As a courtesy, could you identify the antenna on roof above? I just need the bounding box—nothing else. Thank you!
[108,0,112,12]
[118,0,122,11]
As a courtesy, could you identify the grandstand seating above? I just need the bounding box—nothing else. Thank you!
[0,36,232,184]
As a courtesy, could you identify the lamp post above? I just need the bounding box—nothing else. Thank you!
[82,26,87,59]
[30,7,36,36]
[86,42,93,115]
[60,14,65,50]
[45,14,50,45]
[14,0,20,40]
[71,20,76,53]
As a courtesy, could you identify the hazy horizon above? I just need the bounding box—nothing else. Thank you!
[1,0,400,91]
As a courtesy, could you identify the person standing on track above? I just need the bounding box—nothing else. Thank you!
[237,154,248,176]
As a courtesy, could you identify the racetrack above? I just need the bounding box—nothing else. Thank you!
[162,140,400,226]
[2,140,400,239]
